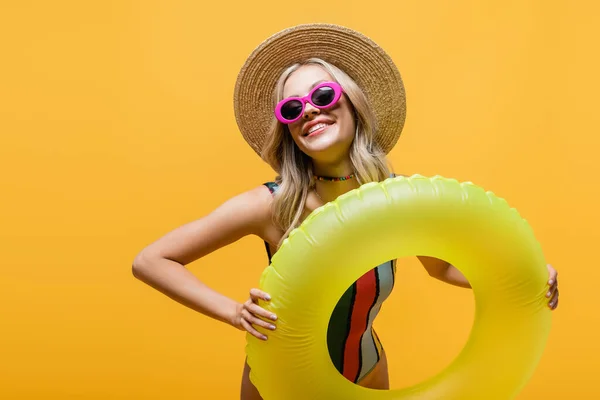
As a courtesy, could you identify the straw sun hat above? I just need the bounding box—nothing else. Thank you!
[233,23,406,156]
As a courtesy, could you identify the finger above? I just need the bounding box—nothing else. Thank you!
[548,288,559,310]
[546,282,558,299]
[245,302,278,321]
[249,288,271,302]
[241,309,276,331]
[546,264,558,286]
[240,318,268,340]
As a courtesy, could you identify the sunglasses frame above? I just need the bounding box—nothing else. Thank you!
[274,81,344,124]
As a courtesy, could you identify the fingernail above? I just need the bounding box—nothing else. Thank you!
[546,291,551,297]
[269,324,276,330]
[265,294,271,301]
[548,280,554,285]
[270,314,277,321]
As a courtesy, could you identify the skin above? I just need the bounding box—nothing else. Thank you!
[132,64,559,399]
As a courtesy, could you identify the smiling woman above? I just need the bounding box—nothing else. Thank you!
[132,23,560,400]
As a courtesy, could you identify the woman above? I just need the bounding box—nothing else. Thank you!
[132,24,559,398]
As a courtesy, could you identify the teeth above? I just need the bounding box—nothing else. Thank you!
[308,123,329,134]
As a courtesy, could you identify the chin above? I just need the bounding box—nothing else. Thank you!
[295,123,353,157]
[303,138,354,161]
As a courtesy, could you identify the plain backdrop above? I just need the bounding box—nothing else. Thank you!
[1,1,597,399]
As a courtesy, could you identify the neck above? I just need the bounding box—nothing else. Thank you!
[312,157,354,178]
[312,157,359,202]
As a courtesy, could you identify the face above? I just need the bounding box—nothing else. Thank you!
[280,65,356,162]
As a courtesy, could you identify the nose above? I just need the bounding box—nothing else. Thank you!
[302,102,320,120]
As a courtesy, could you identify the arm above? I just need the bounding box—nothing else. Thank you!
[417,256,471,288]
[132,185,274,328]
[418,257,560,310]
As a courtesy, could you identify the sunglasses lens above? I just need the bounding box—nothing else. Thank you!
[311,86,336,107]
[280,100,303,121]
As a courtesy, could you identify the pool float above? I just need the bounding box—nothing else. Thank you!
[246,175,551,400]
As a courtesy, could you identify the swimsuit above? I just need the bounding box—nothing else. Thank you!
[262,181,396,383]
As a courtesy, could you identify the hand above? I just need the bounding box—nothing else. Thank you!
[545,264,559,310]
[234,288,277,340]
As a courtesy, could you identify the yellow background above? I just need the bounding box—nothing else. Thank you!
[1,1,597,398]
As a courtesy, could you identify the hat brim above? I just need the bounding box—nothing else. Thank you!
[233,23,406,156]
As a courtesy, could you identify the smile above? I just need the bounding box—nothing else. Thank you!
[305,122,333,137]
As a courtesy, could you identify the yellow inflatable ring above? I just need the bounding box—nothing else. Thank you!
[246,175,551,400]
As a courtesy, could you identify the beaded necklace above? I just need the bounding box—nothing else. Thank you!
[313,173,355,182]
[313,173,355,203]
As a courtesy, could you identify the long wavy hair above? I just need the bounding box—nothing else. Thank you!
[261,58,392,247]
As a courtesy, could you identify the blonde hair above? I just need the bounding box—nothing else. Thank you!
[261,58,391,247]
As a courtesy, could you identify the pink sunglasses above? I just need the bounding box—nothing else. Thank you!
[274,81,344,124]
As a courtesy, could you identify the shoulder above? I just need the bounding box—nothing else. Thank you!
[204,184,275,237]
[234,183,275,213]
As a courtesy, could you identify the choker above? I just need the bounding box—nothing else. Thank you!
[313,173,355,182]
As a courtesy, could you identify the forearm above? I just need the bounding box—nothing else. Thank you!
[442,264,471,288]
[132,253,240,327]
[417,256,471,288]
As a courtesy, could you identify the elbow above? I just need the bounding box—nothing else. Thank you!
[132,249,155,280]
[418,256,449,279]
[426,268,442,279]
[131,252,144,279]
[427,268,446,280]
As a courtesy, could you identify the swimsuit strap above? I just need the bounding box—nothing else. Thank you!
[263,181,279,195]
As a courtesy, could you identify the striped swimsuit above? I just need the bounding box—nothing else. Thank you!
[263,181,396,383]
